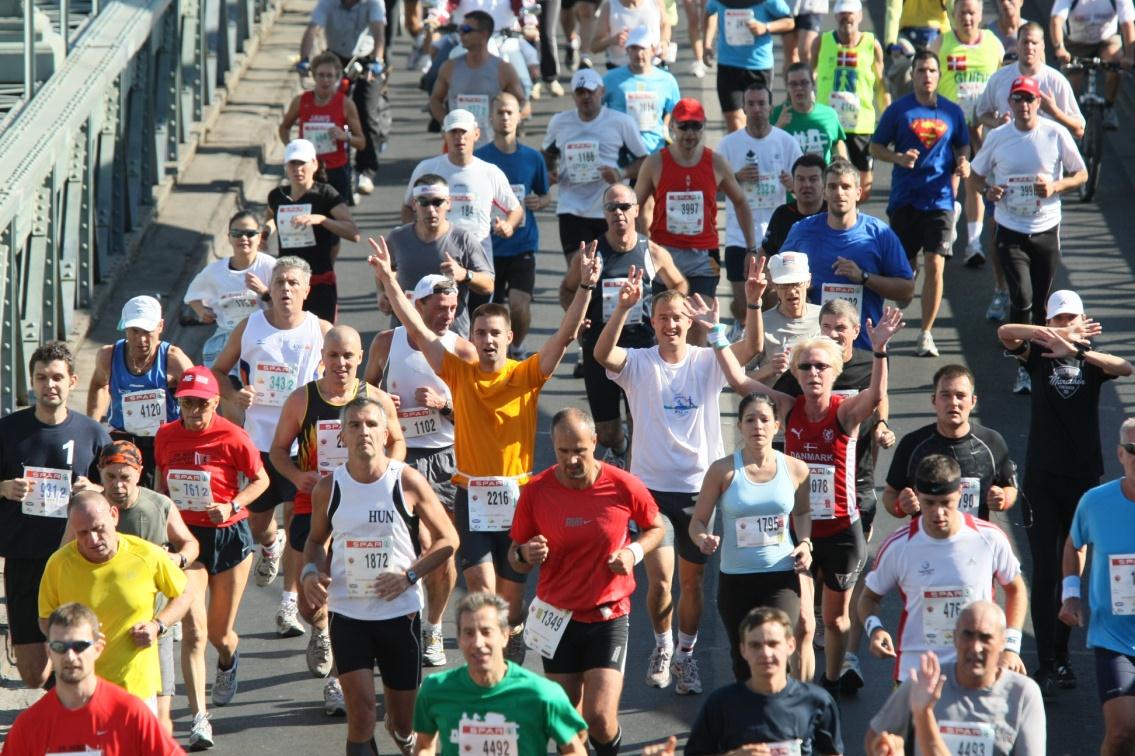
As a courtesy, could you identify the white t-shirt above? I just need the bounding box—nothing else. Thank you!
[975,63,1084,128]
[609,346,727,492]
[865,515,1021,681]
[971,118,1085,234]
[404,155,520,259]
[716,126,803,249]
[542,106,649,218]
[184,253,277,332]
[1052,0,1135,43]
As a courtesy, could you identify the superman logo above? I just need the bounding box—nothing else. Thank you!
[909,117,948,149]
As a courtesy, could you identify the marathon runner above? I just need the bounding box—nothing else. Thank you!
[757,152,827,261]
[705,0,793,132]
[601,27,681,154]
[774,63,849,164]
[1051,0,1135,130]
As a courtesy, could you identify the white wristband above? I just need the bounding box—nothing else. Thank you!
[301,562,320,581]
[626,541,645,565]
[865,615,885,637]
[1004,628,1023,654]
[1062,575,1082,602]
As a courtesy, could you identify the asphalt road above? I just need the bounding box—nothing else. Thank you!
[153,0,1135,753]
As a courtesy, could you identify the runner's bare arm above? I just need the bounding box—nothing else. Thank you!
[85,345,114,421]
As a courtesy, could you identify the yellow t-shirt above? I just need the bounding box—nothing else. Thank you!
[441,352,548,486]
[39,534,187,699]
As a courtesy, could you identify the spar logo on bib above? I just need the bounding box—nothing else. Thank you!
[1049,363,1085,399]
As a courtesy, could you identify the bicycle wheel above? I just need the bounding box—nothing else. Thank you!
[1080,108,1104,202]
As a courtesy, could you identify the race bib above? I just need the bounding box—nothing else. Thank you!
[121,388,166,437]
[735,514,787,548]
[665,191,704,236]
[449,192,478,231]
[166,470,213,512]
[457,94,491,131]
[1004,175,1041,216]
[316,420,348,474]
[217,290,260,329]
[821,282,862,314]
[959,477,981,514]
[923,586,974,646]
[398,407,441,440]
[564,141,601,184]
[345,538,393,597]
[467,476,520,531]
[21,466,71,519]
[302,121,338,155]
[956,81,985,122]
[510,184,527,228]
[458,717,520,756]
[724,9,753,46]
[746,173,779,210]
[626,91,659,131]
[829,90,860,131]
[1109,554,1135,615]
[524,596,573,659]
[602,277,642,324]
[276,203,316,249]
[766,742,803,756]
[253,362,297,407]
[808,464,836,520]
[939,721,995,756]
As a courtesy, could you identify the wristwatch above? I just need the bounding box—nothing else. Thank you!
[406,568,420,585]
[155,619,170,636]
[230,501,242,514]
[464,268,474,284]
[861,270,871,286]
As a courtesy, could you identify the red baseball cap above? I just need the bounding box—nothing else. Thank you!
[671,98,706,123]
[175,366,219,400]
[1010,76,1040,98]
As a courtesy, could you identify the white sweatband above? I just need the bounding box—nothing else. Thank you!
[708,323,730,350]
[301,563,320,581]
[626,542,645,565]
[1004,628,1023,654]
[1062,575,1082,602]
[865,615,885,636]
[412,184,450,199]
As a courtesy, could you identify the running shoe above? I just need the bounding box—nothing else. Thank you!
[1105,107,1119,130]
[548,80,565,96]
[916,330,939,357]
[307,627,333,678]
[253,531,285,587]
[601,445,628,470]
[423,625,447,667]
[1032,666,1057,700]
[986,290,1008,321]
[506,627,527,665]
[357,174,375,194]
[671,656,703,694]
[530,82,543,100]
[1055,662,1077,689]
[323,677,347,716]
[188,712,214,751]
[646,646,673,688]
[840,652,865,693]
[276,601,305,638]
[1013,366,1031,395]
[689,59,706,79]
[963,242,986,268]
[212,652,239,707]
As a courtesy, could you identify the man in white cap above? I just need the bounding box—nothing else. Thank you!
[750,251,820,388]
[387,173,494,337]
[402,109,524,265]
[429,9,528,148]
[601,27,681,156]
[972,74,1086,393]
[543,68,649,264]
[87,295,193,486]
[998,290,1132,695]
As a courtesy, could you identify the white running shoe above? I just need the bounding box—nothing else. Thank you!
[323,677,347,716]
[212,652,239,707]
[689,60,707,79]
[253,531,285,587]
[306,627,333,677]
[916,330,940,357]
[276,601,305,638]
[964,242,985,268]
[422,625,447,667]
[548,80,565,96]
[645,646,673,688]
[357,174,375,194]
[671,656,703,695]
[188,712,214,751]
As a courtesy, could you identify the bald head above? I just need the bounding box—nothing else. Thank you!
[325,324,362,351]
[68,490,113,519]
[959,600,1006,634]
[69,491,119,564]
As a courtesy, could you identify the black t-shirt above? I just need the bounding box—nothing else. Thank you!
[1023,348,1114,477]
[885,422,1016,520]
[0,408,109,560]
[267,182,345,274]
[686,679,843,755]
[783,348,877,507]
[761,201,827,256]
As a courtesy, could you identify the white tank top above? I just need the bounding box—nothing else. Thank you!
[386,327,457,449]
[240,310,324,451]
[327,461,423,621]
[607,0,661,66]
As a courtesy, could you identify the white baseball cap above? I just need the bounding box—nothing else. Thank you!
[283,139,317,164]
[769,251,811,285]
[413,274,458,301]
[1046,290,1084,320]
[118,295,163,331]
[625,26,657,49]
[442,109,479,132]
[833,0,862,13]
[571,68,604,91]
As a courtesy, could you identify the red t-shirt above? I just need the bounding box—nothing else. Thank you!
[648,146,720,251]
[784,394,858,538]
[510,464,658,622]
[153,415,262,528]
[2,678,184,755]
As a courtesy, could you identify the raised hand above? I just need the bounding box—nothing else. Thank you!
[866,306,905,353]
[908,651,944,715]
[618,266,645,310]
[579,240,601,287]
[684,293,719,330]
[744,253,769,305]
[366,236,395,282]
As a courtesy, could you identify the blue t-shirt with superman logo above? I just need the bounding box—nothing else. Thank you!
[871,93,969,213]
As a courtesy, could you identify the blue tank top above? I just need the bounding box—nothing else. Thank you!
[719,450,798,575]
[107,340,179,434]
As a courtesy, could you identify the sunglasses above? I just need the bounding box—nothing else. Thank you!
[1123,443,1135,454]
[1010,94,1036,103]
[416,198,447,208]
[178,397,213,411]
[675,121,704,131]
[604,201,636,212]
[797,362,831,373]
[459,23,483,34]
[229,229,260,239]
[48,639,94,655]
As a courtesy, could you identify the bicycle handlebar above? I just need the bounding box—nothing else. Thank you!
[1063,57,1124,73]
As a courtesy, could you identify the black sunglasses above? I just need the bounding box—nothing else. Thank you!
[675,121,704,131]
[229,229,260,239]
[797,362,832,372]
[49,639,94,654]
[1010,94,1036,103]
[604,201,636,212]
[416,198,447,208]
[459,23,482,34]
[1123,443,1135,454]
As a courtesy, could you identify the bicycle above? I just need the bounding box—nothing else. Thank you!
[1062,57,1122,202]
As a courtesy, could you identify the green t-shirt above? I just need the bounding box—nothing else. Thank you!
[413,662,587,756]
[771,102,847,164]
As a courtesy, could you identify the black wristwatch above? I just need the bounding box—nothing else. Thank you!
[464,268,474,284]
[439,399,454,417]
[515,545,528,564]
[861,270,871,286]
